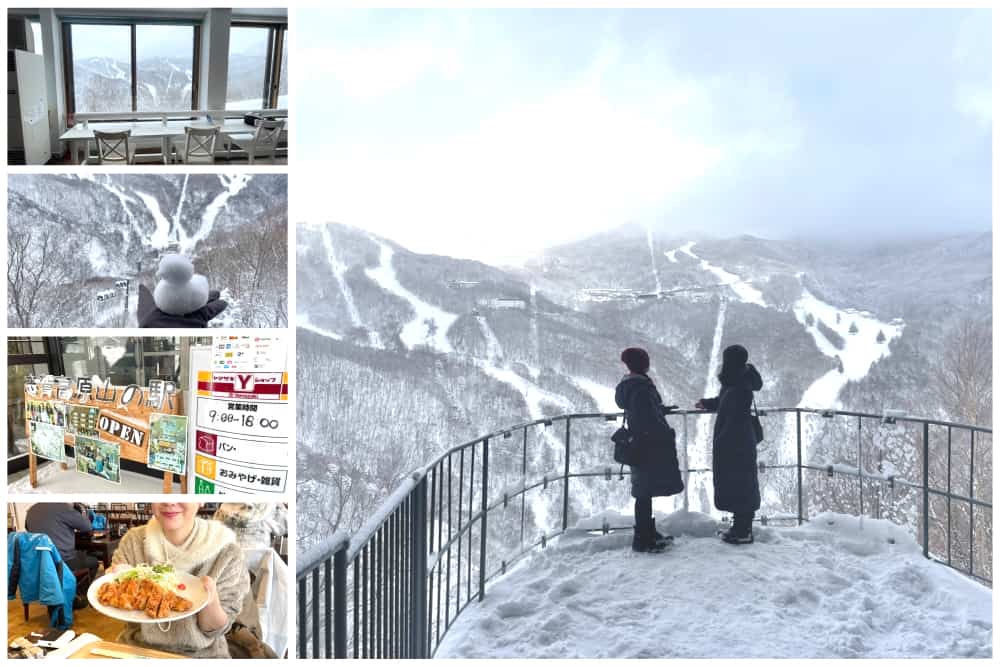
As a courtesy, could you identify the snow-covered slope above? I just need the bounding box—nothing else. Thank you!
[437,511,991,659]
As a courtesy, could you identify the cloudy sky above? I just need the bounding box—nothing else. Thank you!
[295,9,991,264]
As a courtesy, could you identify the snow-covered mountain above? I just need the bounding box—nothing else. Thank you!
[297,223,991,579]
[73,54,269,111]
[7,174,288,327]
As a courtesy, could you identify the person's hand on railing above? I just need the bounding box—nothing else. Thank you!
[694,400,705,410]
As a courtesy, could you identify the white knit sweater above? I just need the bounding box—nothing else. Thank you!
[111,517,250,658]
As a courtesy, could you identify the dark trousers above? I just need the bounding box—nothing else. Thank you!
[733,512,754,536]
[66,553,100,588]
[634,497,652,532]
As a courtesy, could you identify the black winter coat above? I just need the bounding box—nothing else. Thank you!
[614,373,684,499]
[700,364,763,513]
[138,284,228,328]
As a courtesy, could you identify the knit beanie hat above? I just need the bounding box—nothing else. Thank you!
[621,347,650,374]
[153,254,209,315]
[722,344,749,367]
[718,344,749,384]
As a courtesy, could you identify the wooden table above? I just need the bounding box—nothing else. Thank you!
[75,533,120,569]
[69,640,184,659]
[58,119,286,165]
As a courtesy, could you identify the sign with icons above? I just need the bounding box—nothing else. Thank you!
[190,336,289,495]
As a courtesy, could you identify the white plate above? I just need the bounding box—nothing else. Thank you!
[87,570,208,624]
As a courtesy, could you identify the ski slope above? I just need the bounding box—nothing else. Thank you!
[365,240,458,353]
[437,511,991,659]
[685,242,765,306]
[793,286,904,409]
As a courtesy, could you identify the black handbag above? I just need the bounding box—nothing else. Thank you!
[611,412,645,466]
[751,396,764,444]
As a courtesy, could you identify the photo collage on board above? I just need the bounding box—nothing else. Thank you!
[6,4,995,663]
[6,7,291,659]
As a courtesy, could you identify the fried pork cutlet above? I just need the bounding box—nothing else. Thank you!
[98,575,194,618]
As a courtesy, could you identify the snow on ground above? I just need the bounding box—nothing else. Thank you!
[364,239,458,353]
[437,510,991,659]
[664,248,678,263]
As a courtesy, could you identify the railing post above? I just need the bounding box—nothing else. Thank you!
[682,413,689,512]
[922,421,930,559]
[796,409,803,525]
[562,418,571,531]
[479,438,489,601]
[333,544,347,659]
[297,576,307,657]
[409,477,428,659]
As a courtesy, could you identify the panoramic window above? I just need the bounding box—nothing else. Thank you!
[135,24,195,111]
[226,26,269,109]
[68,21,197,115]
[70,24,132,113]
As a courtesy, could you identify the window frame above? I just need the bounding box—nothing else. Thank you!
[62,18,201,121]
[228,21,288,110]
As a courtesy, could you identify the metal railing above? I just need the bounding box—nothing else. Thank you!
[296,407,992,659]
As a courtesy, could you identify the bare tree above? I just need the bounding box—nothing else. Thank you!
[933,316,992,426]
[7,227,87,327]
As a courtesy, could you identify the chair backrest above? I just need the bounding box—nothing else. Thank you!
[183,125,220,163]
[253,119,283,150]
[93,130,131,164]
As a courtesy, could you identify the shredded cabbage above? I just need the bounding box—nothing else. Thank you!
[115,563,181,589]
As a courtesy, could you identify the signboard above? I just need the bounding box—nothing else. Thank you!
[24,377,183,490]
[148,413,189,475]
[189,337,289,495]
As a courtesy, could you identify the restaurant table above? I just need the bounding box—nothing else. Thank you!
[58,118,287,165]
[74,533,119,570]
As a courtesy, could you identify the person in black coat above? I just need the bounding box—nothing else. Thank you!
[695,344,763,544]
[615,347,684,553]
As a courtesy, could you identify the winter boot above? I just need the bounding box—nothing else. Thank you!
[632,519,666,554]
[720,528,754,545]
[720,513,754,544]
[651,518,674,548]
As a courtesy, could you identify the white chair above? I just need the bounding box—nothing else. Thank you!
[93,130,136,165]
[228,119,283,165]
[172,126,220,164]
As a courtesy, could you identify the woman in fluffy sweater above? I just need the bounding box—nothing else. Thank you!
[110,503,250,658]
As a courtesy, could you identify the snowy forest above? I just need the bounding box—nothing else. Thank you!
[7,174,287,328]
[296,223,992,582]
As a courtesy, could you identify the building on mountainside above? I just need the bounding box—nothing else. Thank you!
[477,297,527,310]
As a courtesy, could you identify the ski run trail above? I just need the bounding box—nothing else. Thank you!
[320,225,380,347]
[668,242,905,472]
[365,239,457,354]
[131,174,251,253]
[361,236,576,532]
[436,510,991,659]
